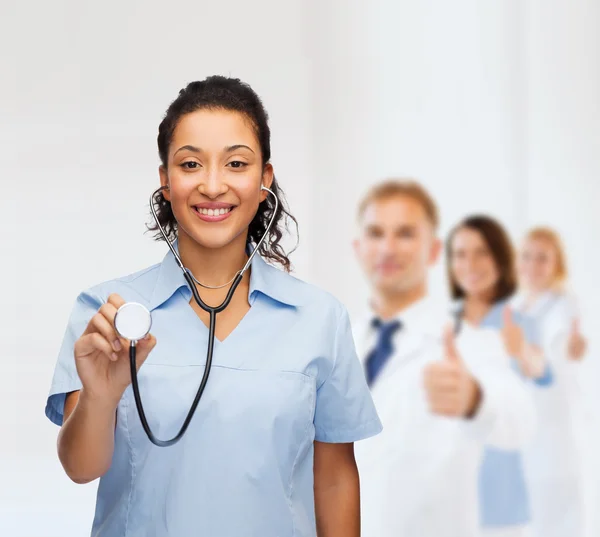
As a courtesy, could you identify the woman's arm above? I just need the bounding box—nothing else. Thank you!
[57,293,156,484]
[501,308,552,382]
[314,441,360,537]
[58,390,119,484]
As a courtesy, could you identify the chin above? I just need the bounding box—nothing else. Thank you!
[376,278,412,295]
[194,233,240,250]
[179,224,239,250]
[460,284,488,298]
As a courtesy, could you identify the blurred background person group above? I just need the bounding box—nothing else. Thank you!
[352,179,590,537]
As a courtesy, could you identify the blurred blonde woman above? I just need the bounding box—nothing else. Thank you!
[513,227,588,537]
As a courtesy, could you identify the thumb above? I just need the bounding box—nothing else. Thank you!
[571,318,580,336]
[134,333,156,364]
[443,324,460,363]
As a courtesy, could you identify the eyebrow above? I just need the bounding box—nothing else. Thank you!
[173,144,255,156]
[226,144,255,154]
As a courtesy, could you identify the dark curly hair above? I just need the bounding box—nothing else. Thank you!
[148,75,298,271]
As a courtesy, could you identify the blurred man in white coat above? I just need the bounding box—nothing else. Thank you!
[352,179,536,537]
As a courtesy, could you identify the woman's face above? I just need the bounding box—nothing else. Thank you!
[160,108,273,250]
[518,238,558,292]
[450,227,500,301]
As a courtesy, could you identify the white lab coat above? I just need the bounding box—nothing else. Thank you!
[353,298,536,537]
[512,291,589,537]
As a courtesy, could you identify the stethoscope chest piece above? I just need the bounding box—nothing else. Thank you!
[114,302,152,342]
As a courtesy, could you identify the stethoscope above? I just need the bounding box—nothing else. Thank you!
[113,184,279,447]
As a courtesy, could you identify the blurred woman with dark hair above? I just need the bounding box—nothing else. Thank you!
[447,215,552,537]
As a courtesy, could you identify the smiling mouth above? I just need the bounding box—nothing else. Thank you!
[192,205,236,222]
[194,206,233,216]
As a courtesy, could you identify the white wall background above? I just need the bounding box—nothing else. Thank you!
[2,0,599,535]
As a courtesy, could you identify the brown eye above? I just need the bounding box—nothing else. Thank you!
[227,161,247,169]
[182,161,200,169]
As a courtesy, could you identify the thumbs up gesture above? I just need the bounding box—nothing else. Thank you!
[424,326,482,418]
[567,318,587,361]
[501,306,526,359]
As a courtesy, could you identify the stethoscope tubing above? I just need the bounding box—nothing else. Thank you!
[129,185,278,447]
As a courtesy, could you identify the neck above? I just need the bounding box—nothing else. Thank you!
[462,295,493,325]
[522,287,548,309]
[371,282,427,320]
[177,231,249,288]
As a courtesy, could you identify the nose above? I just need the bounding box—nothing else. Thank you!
[377,235,397,258]
[197,167,228,199]
[464,255,478,271]
[381,235,396,253]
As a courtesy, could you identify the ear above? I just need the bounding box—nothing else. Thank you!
[429,237,442,265]
[159,165,171,201]
[260,163,274,202]
[352,237,361,258]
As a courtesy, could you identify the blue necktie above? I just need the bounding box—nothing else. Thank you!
[365,318,402,386]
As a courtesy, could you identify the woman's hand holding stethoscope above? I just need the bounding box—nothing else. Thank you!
[73,293,157,406]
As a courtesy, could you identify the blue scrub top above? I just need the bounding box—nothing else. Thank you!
[478,300,552,528]
[46,246,382,537]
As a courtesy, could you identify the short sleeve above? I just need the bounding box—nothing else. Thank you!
[313,307,382,443]
[45,290,103,426]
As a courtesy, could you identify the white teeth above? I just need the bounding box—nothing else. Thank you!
[197,207,231,216]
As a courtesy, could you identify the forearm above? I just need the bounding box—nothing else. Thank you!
[57,389,118,483]
[314,467,360,537]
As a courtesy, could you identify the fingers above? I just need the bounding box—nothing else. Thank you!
[424,376,463,416]
[92,308,124,352]
[503,305,513,327]
[132,333,157,370]
[83,294,127,348]
[571,318,580,335]
[424,363,460,386]
[107,293,126,310]
[424,357,477,417]
[137,333,156,351]
[427,399,463,417]
[74,332,118,362]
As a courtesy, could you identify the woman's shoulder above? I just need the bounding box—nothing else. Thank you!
[544,290,577,324]
[77,262,164,308]
[264,263,348,321]
[278,270,346,310]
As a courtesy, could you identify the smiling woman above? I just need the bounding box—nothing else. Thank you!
[149,78,295,271]
[446,215,553,537]
[44,75,382,537]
